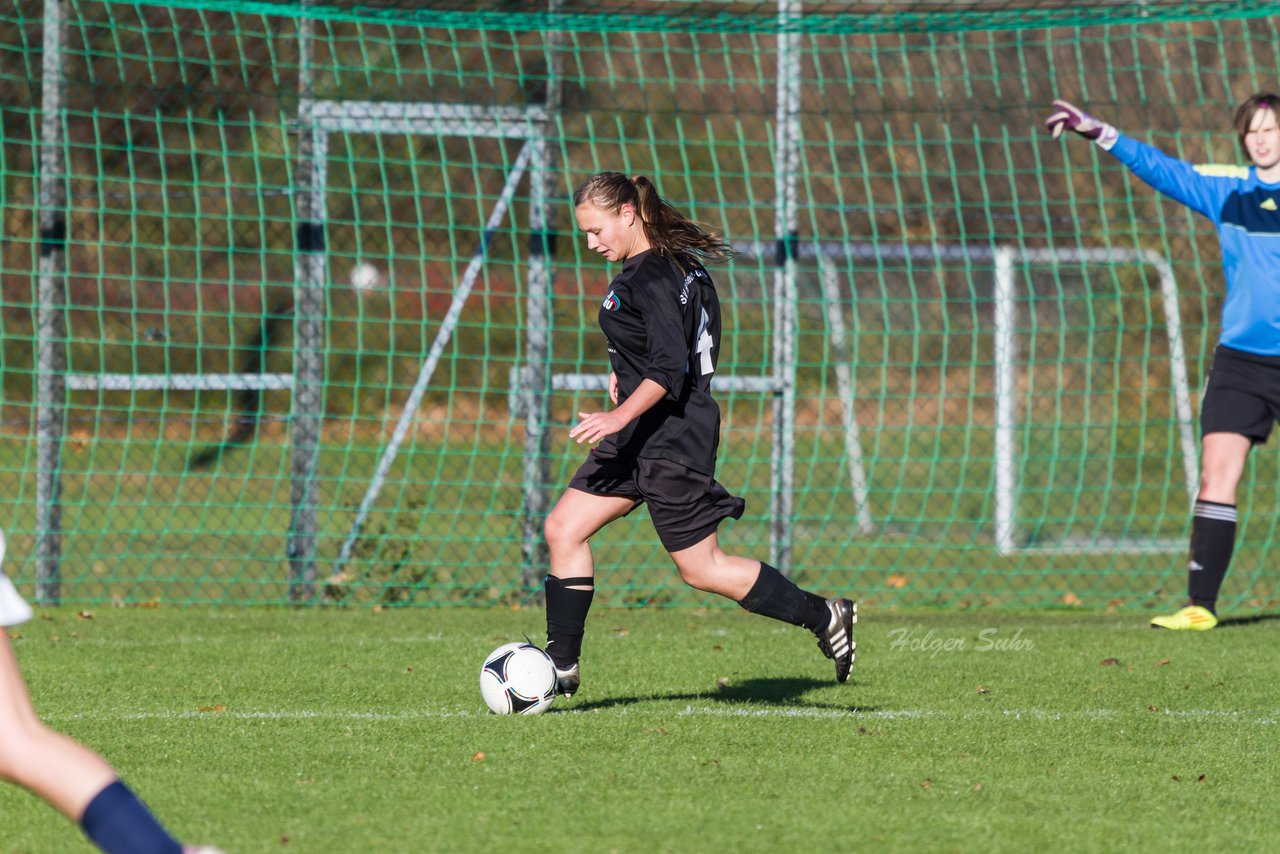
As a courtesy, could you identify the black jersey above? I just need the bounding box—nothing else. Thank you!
[594,249,723,474]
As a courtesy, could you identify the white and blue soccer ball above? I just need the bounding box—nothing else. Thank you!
[479,642,556,715]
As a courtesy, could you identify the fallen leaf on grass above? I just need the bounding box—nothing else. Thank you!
[77,610,93,620]
[609,626,630,637]
[885,573,908,589]
[920,779,932,789]
[1061,592,1082,606]
[1100,657,1120,666]
[1155,658,1171,667]
[976,685,989,694]
[197,704,227,713]
[471,752,485,763]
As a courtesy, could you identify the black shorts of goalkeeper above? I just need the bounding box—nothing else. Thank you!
[568,450,746,552]
[1200,345,1280,444]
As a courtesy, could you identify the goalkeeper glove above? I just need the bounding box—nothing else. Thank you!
[1045,99,1118,150]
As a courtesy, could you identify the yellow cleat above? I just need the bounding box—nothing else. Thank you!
[1150,605,1218,631]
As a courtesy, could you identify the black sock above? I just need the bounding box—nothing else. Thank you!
[1187,499,1236,615]
[738,563,829,632]
[545,574,594,668]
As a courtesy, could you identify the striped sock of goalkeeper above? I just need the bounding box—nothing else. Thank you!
[545,574,594,669]
[738,563,830,632]
[1188,499,1236,615]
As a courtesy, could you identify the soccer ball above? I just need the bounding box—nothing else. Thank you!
[479,642,556,715]
[349,262,380,291]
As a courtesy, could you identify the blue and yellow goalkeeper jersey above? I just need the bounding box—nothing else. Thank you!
[1110,134,1280,356]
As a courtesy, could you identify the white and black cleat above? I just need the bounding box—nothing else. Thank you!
[553,661,580,698]
[815,598,857,683]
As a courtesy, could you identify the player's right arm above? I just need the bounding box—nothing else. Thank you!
[1046,98,1236,223]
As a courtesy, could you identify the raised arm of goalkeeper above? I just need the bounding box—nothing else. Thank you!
[1043,98,1270,224]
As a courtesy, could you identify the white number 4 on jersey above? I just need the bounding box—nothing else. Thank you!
[695,307,714,376]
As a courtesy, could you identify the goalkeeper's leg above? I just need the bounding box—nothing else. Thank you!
[1152,433,1249,630]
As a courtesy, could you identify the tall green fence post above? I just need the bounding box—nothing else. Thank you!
[289,8,322,602]
[35,0,67,603]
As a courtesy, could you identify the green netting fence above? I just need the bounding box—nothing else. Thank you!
[2,0,1278,610]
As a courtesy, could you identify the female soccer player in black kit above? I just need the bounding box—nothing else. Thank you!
[542,172,856,696]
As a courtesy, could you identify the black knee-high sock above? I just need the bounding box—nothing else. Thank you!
[545,575,594,668]
[1188,499,1237,614]
[738,563,830,632]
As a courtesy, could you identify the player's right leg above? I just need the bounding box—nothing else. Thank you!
[543,487,639,696]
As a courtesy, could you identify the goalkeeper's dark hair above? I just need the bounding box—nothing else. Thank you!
[573,171,733,265]
[1234,91,1280,156]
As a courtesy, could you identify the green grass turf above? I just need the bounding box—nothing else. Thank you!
[2,606,1276,852]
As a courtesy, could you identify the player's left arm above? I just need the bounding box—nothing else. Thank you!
[635,274,693,402]
[1046,98,1235,222]
[1107,135,1237,222]
[570,279,688,445]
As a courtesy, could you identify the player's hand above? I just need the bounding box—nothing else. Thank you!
[608,372,619,405]
[570,410,627,445]
[1044,99,1117,146]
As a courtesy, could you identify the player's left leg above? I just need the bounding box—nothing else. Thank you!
[0,528,221,854]
[0,632,207,854]
[1153,431,1251,630]
[0,631,118,820]
[668,533,857,683]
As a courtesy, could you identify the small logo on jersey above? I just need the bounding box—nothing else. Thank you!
[602,290,621,311]
[1262,198,1278,211]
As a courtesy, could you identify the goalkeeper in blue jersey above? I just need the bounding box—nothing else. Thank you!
[1046,92,1280,630]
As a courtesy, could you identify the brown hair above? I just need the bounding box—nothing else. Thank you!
[1234,91,1280,155]
[573,171,733,265]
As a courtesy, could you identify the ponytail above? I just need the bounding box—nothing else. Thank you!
[573,171,734,265]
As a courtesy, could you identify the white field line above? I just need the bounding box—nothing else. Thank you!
[38,634,450,648]
[40,706,1280,724]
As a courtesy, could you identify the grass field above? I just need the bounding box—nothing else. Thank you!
[2,605,1276,852]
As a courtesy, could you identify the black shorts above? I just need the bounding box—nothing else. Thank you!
[1200,345,1280,444]
[568,451,746,552]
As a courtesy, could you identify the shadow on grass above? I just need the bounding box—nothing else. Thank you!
[1216,612,1280,628]
[559,676,875,713]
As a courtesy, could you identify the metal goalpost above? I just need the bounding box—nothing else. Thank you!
[993,245,1198,555]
